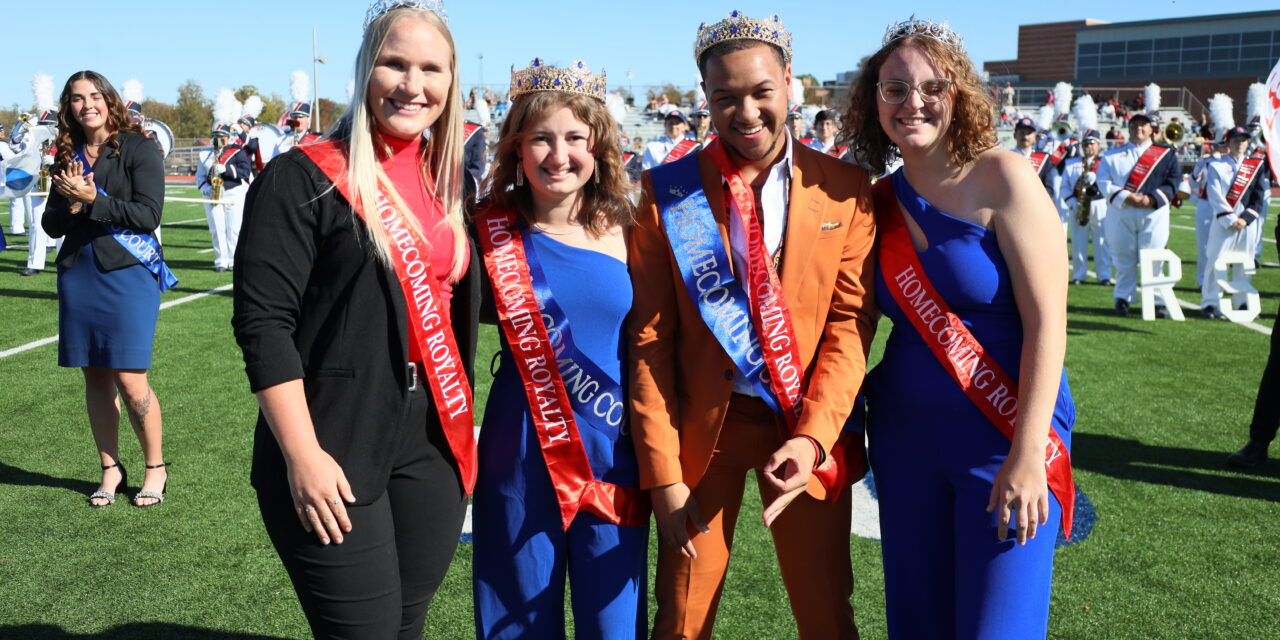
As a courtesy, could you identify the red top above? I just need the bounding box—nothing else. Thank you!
[377,132,466,311]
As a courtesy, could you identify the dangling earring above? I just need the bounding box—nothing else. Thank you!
[593,160,600,185]
[515,165,524,186]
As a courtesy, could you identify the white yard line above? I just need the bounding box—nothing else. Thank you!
[162,217,208,226]
[0,284,233,360]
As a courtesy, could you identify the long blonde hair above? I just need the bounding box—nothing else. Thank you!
[332,5,467,281]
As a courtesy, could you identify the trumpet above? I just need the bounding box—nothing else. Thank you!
[1074,152,1100,226]
[209,136,225,202]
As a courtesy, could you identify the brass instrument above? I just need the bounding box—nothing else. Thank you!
[1074,152,1098,226]
[209,135,225,202]
[1051,120,1073,142]
[38,140,50,193]
[1164,121,1185,144]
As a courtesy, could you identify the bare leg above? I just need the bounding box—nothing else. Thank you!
[115,369,166,506]
[84,366,124,506]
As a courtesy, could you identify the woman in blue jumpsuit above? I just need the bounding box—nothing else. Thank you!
[841,20,1075,639]
[472,59,647,640]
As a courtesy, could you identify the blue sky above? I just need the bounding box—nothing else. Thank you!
[6,1,1276,108]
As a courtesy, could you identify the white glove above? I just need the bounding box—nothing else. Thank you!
[1083,171,1096,185]
[41,154,55,167]
[201,187,212,198]
[215,163,226,174]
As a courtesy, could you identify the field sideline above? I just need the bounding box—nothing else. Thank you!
[0,188,1277,639]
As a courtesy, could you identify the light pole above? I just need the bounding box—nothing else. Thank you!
[313,28,327,132]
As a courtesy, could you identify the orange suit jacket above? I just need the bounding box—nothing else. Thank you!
[628,142,877,501]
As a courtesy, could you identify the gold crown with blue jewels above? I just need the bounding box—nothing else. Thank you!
[364,0,446,30]
[882,15,963,50]
[694,11,793,63]
[509,59,607,103]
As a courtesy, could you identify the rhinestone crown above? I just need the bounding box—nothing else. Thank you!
[364,0,446,30]
[882,15,963,50]
[694,11,793,63]
[510,59,606,103]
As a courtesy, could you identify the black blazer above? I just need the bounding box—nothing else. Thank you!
[231,148,480,503]
[43,131,166,270]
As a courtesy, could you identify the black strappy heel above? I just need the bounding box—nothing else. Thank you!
[87,462,128,507]
[133,462,171,508]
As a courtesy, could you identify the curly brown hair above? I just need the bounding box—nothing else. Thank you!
[839,34,995,175]
[483,91,634,236]
[53,70,144,169]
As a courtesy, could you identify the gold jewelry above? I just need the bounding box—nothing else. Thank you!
[515,165,524,186]
[694,11,793,63]
[510,58,606,103]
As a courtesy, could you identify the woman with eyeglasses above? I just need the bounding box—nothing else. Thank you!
[841,19,1075,639]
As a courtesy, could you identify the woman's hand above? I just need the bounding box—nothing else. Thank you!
[51,160,98,205]
[285,446,357,545]
[986,448,1049,545]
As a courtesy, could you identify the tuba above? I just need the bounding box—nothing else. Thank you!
[1164,121,1185,145]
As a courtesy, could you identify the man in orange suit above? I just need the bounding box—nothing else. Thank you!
[628,10,877,639]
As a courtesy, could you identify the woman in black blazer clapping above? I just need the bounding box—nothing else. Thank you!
[43,70,175,509]
[231,2,479,637]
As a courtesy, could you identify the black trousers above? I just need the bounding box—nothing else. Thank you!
[257,386,468,639]
[1249,300,1280,445]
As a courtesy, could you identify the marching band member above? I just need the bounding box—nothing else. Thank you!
[630,11,875,638]
[1063,129,1112,285]
[237,95,266,176]
[231,1,478,636]
[1012,116,1056,198]
[1246,82,1270,264]
[845,17,1075,638]
[472,57,647,640]
[197,90,252,272]
[20,78,61,275]
[273,71,321,158]
[462,118,486,191]
[799,109,851,161]
[689,101,716,145]
[1096,86,1179,318]
[1193,93,1233,287]
[786,107,806,139]
[1199,125,1268,319]
[641,110,696,170]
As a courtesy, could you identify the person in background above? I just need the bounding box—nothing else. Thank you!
[43,70,176,509]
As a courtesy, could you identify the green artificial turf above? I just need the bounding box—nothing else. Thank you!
[0,190,1276,638]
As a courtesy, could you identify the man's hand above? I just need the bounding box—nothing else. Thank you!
[761,436,818,527]
[651,482,709,558]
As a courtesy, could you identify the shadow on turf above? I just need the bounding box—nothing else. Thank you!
[0,460,97,496]
[0,624,292,639]
[0,288,57,300]
[1074,433,1280,501]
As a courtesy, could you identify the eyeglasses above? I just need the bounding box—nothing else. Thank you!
[876,78,952,104]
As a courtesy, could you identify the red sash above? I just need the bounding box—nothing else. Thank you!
[1049,142,1068,165]
[1027,152,1049,175]
[476,207,648,529]
[798,137,816,147]
[1123,144,1171,193]
[702,138,865,497]
[1226,157,1264,210]
[827,145,850,160]
[299,140,477,494]
[463,122,483,144]
[621,151,636,165]
[215,143,242,166]
[871,180,1075,536]
[662,139,700,164]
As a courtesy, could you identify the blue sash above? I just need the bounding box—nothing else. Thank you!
[650,153,780,414]
[75,146,177,291]
[521,224,627,440]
